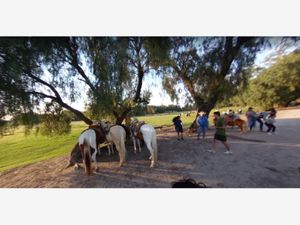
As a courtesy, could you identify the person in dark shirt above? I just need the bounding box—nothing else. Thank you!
[173,115,184,140]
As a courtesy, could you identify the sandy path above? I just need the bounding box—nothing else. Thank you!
[0,108,299,188]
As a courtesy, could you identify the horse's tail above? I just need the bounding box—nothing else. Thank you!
[151,130,158,165]
[79,139,92,176]
[120,129,127,161]
[64,142,79,169]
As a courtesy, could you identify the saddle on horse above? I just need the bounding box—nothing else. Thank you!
[131,121,145,140]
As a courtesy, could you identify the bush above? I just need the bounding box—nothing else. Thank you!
[39,103,72,136]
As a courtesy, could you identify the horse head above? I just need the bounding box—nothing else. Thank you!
[99,120,111,134]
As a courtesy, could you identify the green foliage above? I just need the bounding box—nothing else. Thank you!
[39,103,71,136]
[163,37,266,114]
[225,50,300,109]
[0,37,170,131]
[0,120,15,136]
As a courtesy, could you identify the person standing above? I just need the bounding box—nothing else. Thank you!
[257,111,268,131]
[173,115,184,140]
[196,112,209,140]
[265,112,277,134]
[208,111,233,154]
[246,107,256,131]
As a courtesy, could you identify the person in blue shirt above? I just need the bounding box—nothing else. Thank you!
[196,112,209,140]
[173,115,184,140]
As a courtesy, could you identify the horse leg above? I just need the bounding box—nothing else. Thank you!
[115,142,124,167]
[90,144,99,172]
[107,143,111,156]
[132,136,137,154]
[79,144,85,165]
[137,138,142,153]
[144,140,154,165]
[111,143,115,155]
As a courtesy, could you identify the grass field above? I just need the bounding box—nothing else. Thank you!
[0,112,196,172]
[0,121,87,172]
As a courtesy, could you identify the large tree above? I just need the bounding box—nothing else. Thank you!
[230,50,300,109]
[163,37,265,115]
[0,37,170,129]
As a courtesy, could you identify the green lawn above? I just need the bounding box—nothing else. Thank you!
[137,112,196,128]
[0,121,87,172]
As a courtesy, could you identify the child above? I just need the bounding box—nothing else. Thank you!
[196,112,209,140]
[265,112,276,134]
[208,111,233,154]
[173,115,184,140]
[245,107,257,131]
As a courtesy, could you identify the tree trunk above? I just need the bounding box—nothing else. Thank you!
[134,62,144,103]
[113,107,132,125]
[115,115,126,125]
[189,94,219,130]
[59,101,93,125]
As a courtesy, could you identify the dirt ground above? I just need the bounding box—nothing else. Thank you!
[1,108,300,188]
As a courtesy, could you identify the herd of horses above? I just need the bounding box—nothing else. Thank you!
[66,113,247,176]
[69,118,158,175]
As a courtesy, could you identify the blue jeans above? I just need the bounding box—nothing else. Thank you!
[248,118,256,130]
[197,126,207,139]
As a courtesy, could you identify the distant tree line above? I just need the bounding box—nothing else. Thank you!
[131,104,194,116]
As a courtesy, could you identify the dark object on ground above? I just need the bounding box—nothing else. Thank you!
[171,178,207,188]
[264,166,281,173]
[227,134,266,143]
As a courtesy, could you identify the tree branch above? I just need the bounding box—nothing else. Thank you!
[65,39,97,92]
[27,91,57,100]
[26,76,93,125]
[27,73,63,102]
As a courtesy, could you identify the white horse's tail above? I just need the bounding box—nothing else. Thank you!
[79,138,92,175]
[151,130,158,166]
[120,130,127,161]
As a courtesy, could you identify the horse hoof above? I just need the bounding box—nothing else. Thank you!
[150,161,155,167]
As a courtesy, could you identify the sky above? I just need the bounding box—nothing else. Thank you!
[66,39,300,111]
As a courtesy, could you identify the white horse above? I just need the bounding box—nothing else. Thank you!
[78,129,100,175]
[130,121,158,167]
[100,121,127,167]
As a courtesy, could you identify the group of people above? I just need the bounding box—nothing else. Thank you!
[173,112,209,141]
[172,106,279,155]
[245,107,277,134]
[172,111,233,154]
